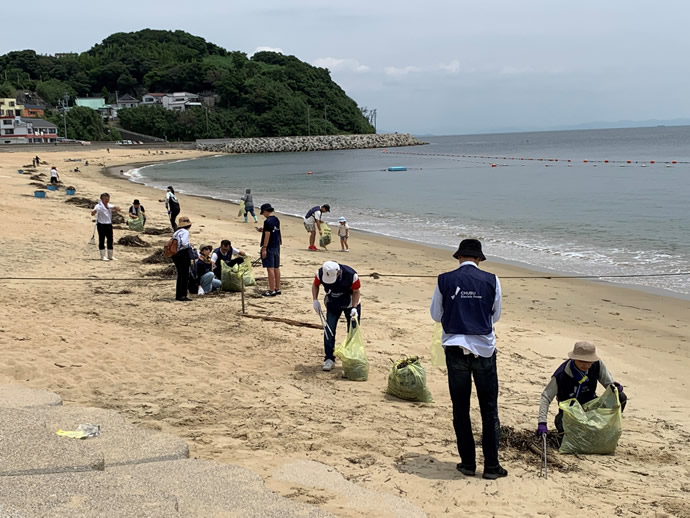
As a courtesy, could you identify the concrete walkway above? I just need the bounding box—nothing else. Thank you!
[0,384,331,517]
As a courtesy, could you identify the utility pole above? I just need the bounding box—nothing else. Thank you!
[62,94,69,139]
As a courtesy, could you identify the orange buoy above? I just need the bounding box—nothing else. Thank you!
[650,160,655,164]
[567,159,571,162]
[672,160,677,164]
[627,160,631,164]
[604,160,609,163]
[307,171,313,175]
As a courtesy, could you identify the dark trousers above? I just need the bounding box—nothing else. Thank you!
[170,208,180,230]
[172,250,190,300]
[97,223,113,250]
[323,304,361,361]
[244,206,255,217]
[555,390,628,433]
[445,347,500,469]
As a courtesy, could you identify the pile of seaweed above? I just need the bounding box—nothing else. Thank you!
[144,264,176,277]
[117,235,151,247]
[65,197,97,209]
[143,227,171,236]
[142,249,171,264]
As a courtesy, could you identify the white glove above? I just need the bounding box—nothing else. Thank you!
[313,300,321,313]
[350,308,358,319]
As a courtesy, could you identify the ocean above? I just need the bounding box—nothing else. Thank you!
[126,126,690,297]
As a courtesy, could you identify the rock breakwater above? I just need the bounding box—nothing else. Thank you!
[196,133,426,153]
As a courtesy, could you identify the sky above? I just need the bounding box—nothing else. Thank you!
[4,0,690,135]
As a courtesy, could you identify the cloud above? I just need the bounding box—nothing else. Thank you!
[313,57,369,72]
[254,46,284,54]
[384,65,422,77]
[439,60,460,74]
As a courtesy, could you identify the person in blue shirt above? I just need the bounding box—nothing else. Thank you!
[430,239,506,480]
[257,203,282,297]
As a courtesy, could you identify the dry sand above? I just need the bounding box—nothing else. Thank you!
[1,147,689,517]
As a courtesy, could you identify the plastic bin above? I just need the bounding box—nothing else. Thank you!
[34,190,46,198]
[47,185,58,191]
[66,188,76,195]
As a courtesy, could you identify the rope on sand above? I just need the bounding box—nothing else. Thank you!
[0,272,688,282]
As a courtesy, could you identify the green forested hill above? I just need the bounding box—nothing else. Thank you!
[0,29,375,140]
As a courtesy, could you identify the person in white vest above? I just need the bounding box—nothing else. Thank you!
[90,193,122,261]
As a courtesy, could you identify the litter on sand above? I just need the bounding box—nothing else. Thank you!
[56,423,100,439]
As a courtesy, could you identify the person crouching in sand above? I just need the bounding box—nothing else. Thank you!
[91,193,122,261]
[537,341,627,437]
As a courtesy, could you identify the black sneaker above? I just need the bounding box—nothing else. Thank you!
[176,297,192,302]
[261,290,273,297]
[456,463,476,477]
[273,290,282,295]
[482,465,508,480]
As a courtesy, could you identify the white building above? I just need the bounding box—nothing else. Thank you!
[0,116,58,144]
[141,93,165,105]
[161,92,201,112]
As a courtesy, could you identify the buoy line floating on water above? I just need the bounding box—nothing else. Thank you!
[382,150,687,165]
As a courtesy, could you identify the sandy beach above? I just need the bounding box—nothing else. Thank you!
[1,146,689,517]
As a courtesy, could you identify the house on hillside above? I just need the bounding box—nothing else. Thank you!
[75,97,113,119]
[23,104,47,118]
[161,92,201,112]
[0,98,24,117]
[141,93,165,105]
[0,116,58,144]
[115,94,139,109]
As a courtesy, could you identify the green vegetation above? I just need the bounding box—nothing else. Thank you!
[0,29,374,140]
[46,106,121,142]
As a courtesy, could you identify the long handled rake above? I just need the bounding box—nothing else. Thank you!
[541,434,548,479]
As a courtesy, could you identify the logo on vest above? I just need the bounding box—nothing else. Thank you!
[450,287,483,300]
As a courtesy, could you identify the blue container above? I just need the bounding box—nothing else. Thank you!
[34,190,46,198]
[387,166,407,171]
[17,169,23,174]
[47,185,58,191]
[66,188,76,195]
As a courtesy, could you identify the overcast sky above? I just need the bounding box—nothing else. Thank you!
[4,1,690,135]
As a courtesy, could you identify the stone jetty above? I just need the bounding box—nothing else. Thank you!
[196,133,427,153]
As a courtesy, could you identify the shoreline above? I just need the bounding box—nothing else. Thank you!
[2,146,690,518]
[109,158,690,302]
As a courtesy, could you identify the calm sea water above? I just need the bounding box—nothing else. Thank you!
[127,126,690,296]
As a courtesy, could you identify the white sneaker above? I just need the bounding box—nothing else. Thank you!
[197,286,205,296]
[101,256,109,261]
[322,359,335,371]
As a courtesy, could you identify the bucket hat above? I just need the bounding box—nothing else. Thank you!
[260,203,274,214]
[177,216,192,228]
[568,341,600,362]
[453,239,486,261]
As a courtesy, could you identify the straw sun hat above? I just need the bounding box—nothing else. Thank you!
[177,216,192,228]
[568,341,600,362]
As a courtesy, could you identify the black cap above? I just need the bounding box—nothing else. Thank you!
[260,203,274,214]
[453,239,486,261]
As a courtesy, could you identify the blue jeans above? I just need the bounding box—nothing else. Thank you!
[244,206,255,217]
[200,271,221,293]
[445,347,500,469]
[323,304,361,361]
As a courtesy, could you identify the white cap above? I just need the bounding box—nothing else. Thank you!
[321,261,340,284]
[338,216,346,222]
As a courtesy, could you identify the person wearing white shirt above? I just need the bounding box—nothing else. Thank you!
[303,204,330,251]
[90,193,122,261]
[429,239,506,480]
[171,216,194,301]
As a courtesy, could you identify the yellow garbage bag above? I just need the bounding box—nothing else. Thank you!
[559,385,622,454]
[221,257,257,291]
[431,323,446,367]
[334,317,369,381]
[319,223,332,248]
[238,200,245,217]
[387,356,433,402]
